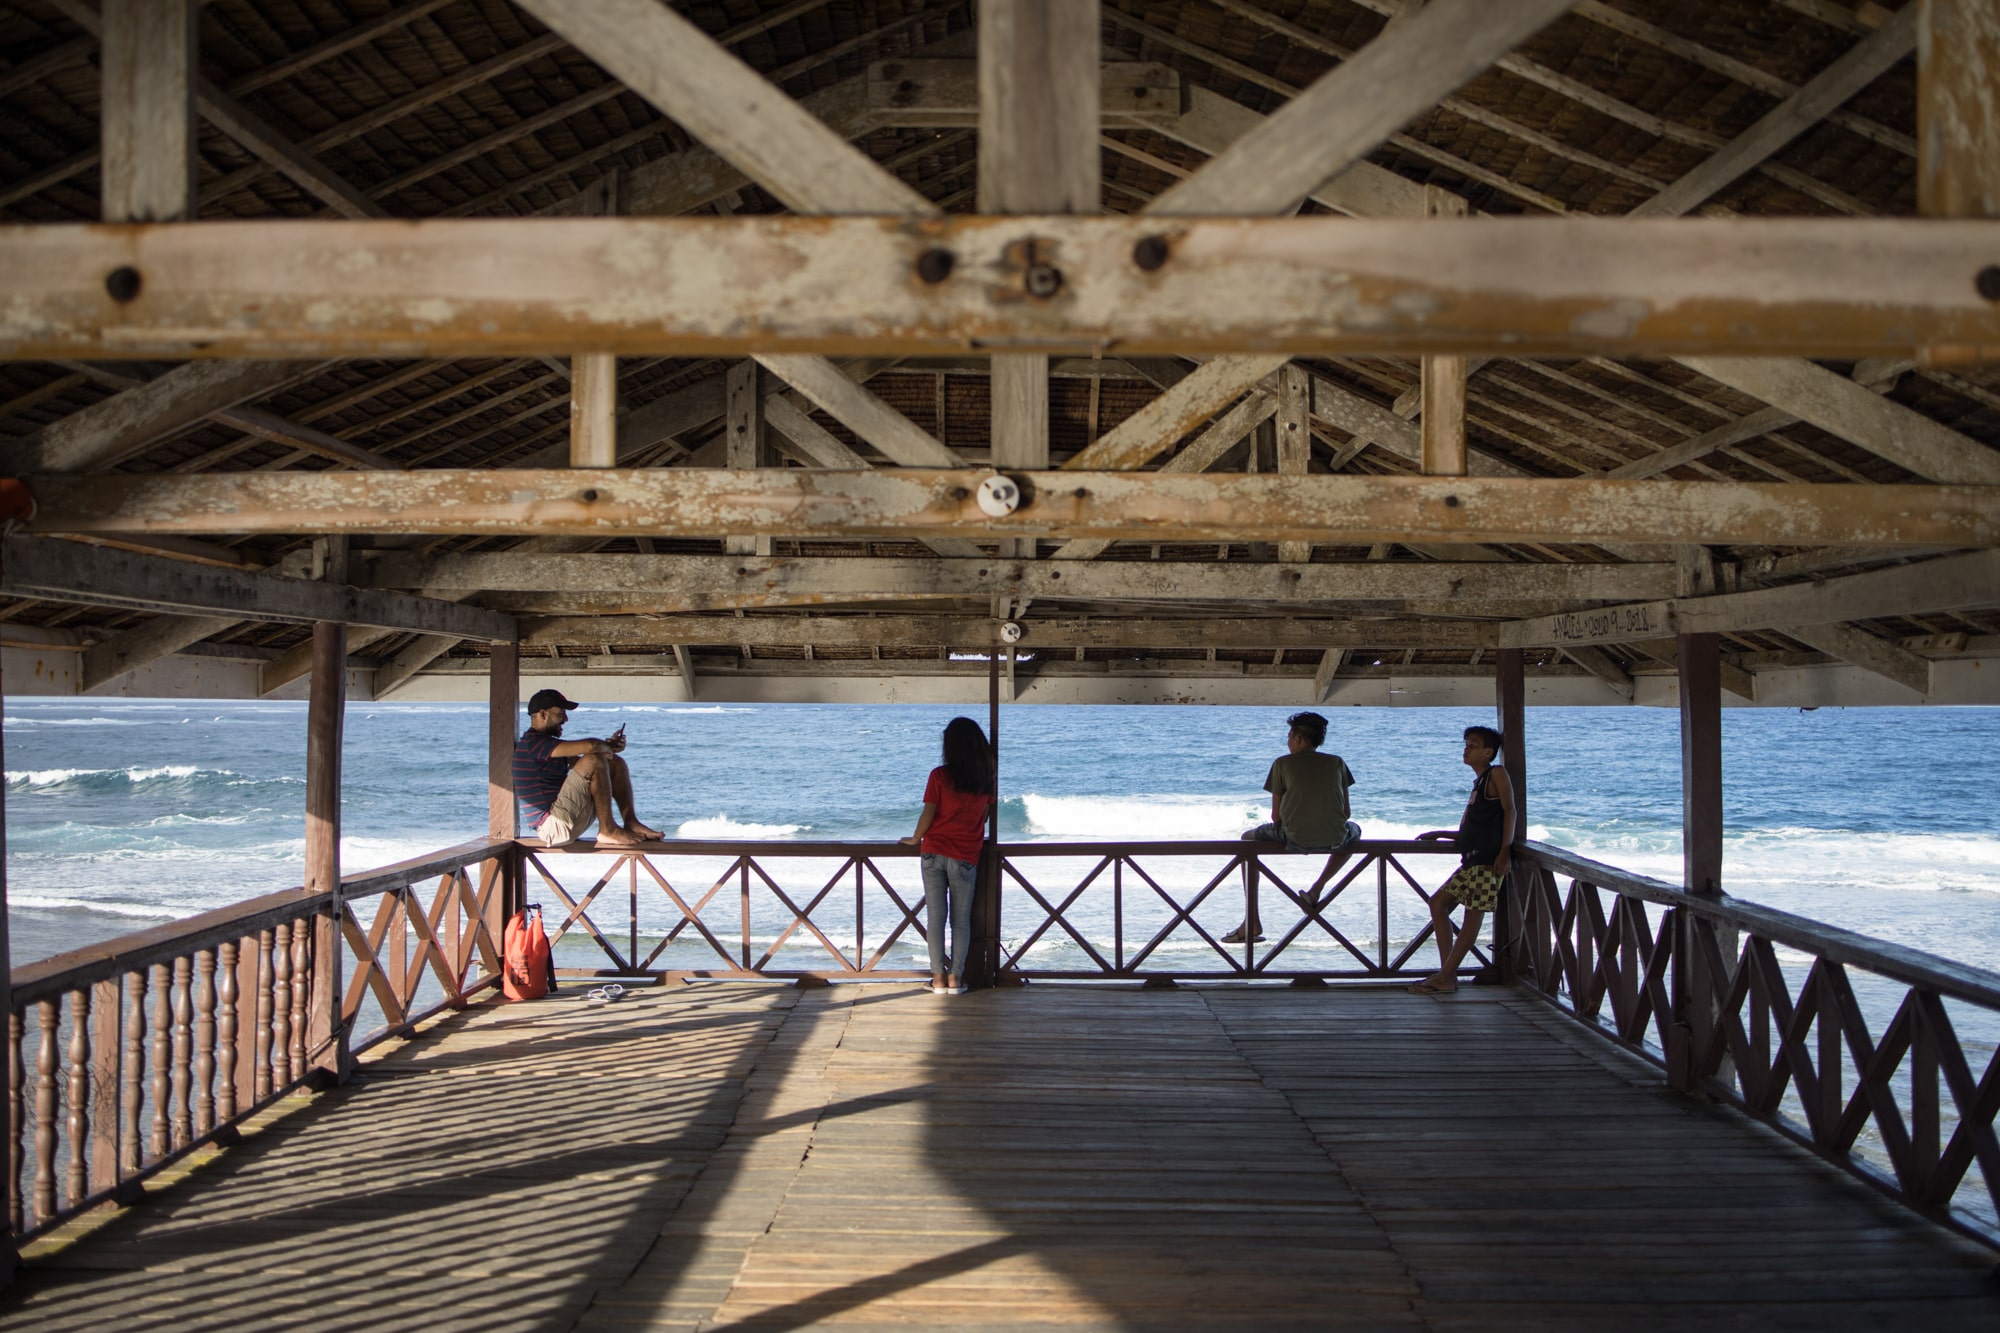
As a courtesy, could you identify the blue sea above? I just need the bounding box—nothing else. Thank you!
[4,699,1999,978]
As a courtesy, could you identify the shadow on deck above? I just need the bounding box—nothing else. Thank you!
[4,983,1997,1332]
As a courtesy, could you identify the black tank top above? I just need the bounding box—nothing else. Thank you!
[1456,768,1506,867]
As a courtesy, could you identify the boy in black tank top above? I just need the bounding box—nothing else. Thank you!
[1409,725,1516,995]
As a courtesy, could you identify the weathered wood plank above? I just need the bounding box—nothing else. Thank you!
[521,614,1497,650]
[1500,550,2000,647]
[0,535,517,641]
[1918,0,2000,220]
[370,551,1675,605]
[1146,0,1580,215]
[99,0,196,223]
[513,0,934,216]
[6,217,1998,360]
[23,469,1999,549]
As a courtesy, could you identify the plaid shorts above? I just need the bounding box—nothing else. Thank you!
[1439,863,1501,912]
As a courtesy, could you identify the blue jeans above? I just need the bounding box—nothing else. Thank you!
[921,852,978,979]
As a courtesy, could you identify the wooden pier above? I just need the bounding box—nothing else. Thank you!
[5,982,1996,1331]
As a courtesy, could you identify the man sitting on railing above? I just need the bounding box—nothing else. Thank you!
[1222,710,1361,944]
[1409,724,1517,995]
[513,688,663,848]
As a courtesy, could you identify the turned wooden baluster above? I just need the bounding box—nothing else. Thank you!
[33,1000,56,1223]
[193,950,216,1136]
[255,929,275,1101]
[271,922,292,1090]
[170,957,193,1149]
[9,1009,25,1232]
[65,990,89,1208]
[216,941,239,1122]
[289,926,309,1082]
[149,963,170,1158]
[122,971,146,1174]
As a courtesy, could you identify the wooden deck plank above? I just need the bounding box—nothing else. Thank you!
[1,983,1996,1330]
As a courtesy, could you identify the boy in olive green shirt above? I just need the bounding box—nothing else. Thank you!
[1222,711,1361,944]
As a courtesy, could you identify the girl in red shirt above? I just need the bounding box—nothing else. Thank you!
[899,717,994,994]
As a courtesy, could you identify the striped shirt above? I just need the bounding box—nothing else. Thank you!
[513,729,569,829]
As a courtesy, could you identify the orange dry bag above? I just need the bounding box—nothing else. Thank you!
[503,904,554,1001]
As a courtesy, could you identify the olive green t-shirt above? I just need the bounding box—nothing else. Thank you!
[1263,751,1356,849]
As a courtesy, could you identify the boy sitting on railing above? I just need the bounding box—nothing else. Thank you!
[1222,711,1362,944]
[513,688,663,848]
[1408,725,1517,995]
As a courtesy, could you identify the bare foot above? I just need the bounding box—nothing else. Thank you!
[626,821,665,841]
[597,827,644,848]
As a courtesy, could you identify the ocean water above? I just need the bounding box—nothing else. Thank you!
[4,699,1999,980]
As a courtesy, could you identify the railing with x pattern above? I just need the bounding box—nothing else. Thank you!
[522,838,1479,982]
[4,837,512,1244]
[1507,841,2000,1247]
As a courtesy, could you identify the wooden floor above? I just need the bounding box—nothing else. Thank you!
[6,984,1998,1331]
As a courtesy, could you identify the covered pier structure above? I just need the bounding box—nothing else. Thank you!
[1,0,2000,1325]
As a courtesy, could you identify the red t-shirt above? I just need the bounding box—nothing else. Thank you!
[921,766,992,864]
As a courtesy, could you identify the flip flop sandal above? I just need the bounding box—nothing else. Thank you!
[1406,980,1453,995]
[587,983,629,1003]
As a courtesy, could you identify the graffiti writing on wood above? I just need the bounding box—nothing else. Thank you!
[1548,603,1666,643]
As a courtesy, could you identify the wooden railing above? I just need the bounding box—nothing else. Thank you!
[523,838,1475,982]
[5,838,511,1243]
[1507,841,2000,1247]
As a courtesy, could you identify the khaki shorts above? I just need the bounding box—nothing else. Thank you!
[536,767,595,845]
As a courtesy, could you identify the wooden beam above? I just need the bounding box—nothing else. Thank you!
[870,58,1177,129]
[672,643,697,701]
[522,614,1497,650]
[216,404,400,471]
[370,552,1676,606]
[0,535,516,641]
[1785,620,1933,694]
[1560,644,1635,700]
[305,620,348,1081]
[260,626,393,696]
[6,361,328,474]
[763,392,867,468]
[980,1,1097,559]
[1046,390,1284,560]
[753,355,961,467]
[977,0,1099,215]
[1275,365,1312,564]
[79,613,235,691]
[723,359,770,557]
[1313,647,1346,702]
[99,0,196,222]
[1919,0,2000,218]
[569,354,616,468]
[15,217,1996,361]
[29,470,1996,549]
[1063,356,1290,471]
[1501,549,2000,648]
[372,633,459,699]
[194,81,387,221]
[513,0,934,215]
[1631,4,1917,217]
[1420,355,1467,476]
[1145,0,1578,215]
[1678,355,2000,485]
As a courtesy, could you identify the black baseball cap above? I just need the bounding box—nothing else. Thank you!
[527,688,580,714]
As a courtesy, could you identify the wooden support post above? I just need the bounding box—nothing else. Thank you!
[1918,0,2000,220]
[488,641,521,925]
[724,360,772,556]
[0,595,12,1284]
[1673,631,1725,1093]
[1420,356,1468,476]
[100,0,197,222]
[569,354,616,468]
[1493,647,1526,985]
[1275,364,1312,563]
[981,0,1098,559]
[305,621,349,1085]
[970,650,1003,990]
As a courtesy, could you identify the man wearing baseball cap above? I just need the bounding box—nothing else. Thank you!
[512,688,662,847]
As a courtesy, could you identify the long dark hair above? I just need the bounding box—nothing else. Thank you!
[940,716,994,795]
